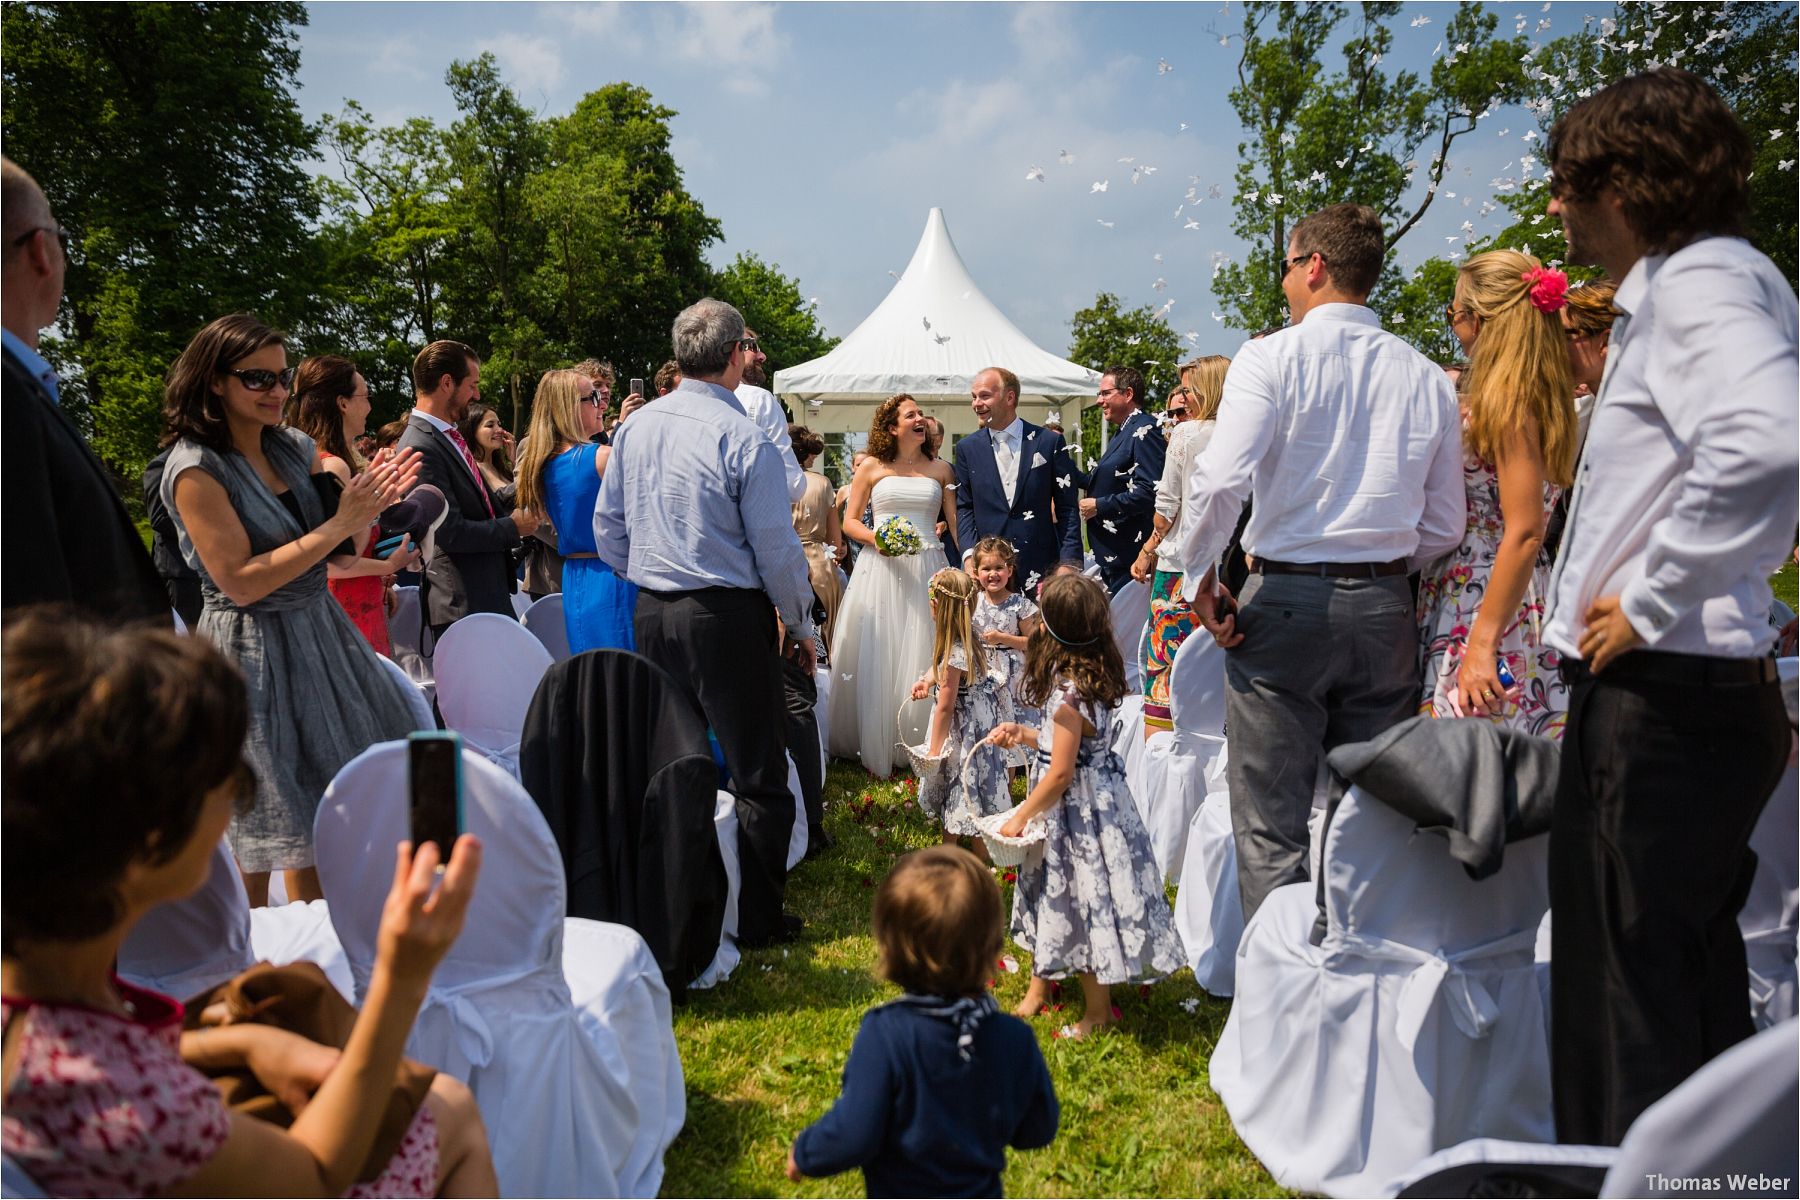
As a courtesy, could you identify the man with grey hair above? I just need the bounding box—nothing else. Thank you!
[598,296,818,947]
[1,155,166,622]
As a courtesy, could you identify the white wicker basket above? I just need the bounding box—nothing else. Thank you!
[975,804,1047,868]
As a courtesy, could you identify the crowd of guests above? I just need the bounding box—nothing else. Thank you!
[0,63,1794,1196]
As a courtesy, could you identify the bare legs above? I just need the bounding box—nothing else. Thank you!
[1013,973,1115,1037]
[238,866,324,907]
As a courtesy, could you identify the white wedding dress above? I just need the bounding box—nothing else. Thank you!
[827,475,951,777]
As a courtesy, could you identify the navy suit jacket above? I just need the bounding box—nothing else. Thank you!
[397,413,521,628]
[952,420,1081,589]
[1080,409,1166,589]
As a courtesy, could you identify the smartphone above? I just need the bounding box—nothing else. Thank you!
[629,377,645,397]
[408,731,464,858]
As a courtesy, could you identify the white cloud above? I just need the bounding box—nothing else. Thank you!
[1010,2,1081,68]
[479,31,567,92]
[665,2,788,95]
[560,1,631,38]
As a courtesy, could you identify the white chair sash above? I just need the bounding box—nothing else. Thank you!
[1326,925,1540,1051]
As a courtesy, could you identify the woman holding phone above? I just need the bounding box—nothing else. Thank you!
[292,355,420,654]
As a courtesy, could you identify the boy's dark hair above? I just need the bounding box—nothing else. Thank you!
[874,846,1003,997]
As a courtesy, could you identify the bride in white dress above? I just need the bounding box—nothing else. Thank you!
[828,394,958,777]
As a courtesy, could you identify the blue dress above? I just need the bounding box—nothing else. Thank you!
[543,443,637,653]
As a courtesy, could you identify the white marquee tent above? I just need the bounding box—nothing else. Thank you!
[772,208,1102,437]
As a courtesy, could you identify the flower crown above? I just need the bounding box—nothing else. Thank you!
[1520,266,1569,313]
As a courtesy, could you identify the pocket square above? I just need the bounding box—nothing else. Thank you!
[1030,452,1047,468]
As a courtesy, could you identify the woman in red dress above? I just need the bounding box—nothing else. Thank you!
[292,356,417,654]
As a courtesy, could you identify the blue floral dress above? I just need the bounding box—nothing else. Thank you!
[1416,441,1567,739]
[921,643,1015,836]
[1010,681,1184,983]
[974,591,1040,766]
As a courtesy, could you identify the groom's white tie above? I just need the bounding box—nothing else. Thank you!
[992,427,1018,507]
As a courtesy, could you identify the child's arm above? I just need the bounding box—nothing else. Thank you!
[986,721,1040,751]
[927,665,960,756]
[1011,1037,1062,1150]
[1000,702,1082,836]
[789,1016,894,1181]
[980,627,1030,651]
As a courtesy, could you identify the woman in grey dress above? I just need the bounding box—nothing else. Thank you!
[160,314,422,905]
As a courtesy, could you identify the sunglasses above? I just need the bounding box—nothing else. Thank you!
[11,225,73,256]
[1281,251,1321,278]
[579,390,604,407]
[221,366,297,392]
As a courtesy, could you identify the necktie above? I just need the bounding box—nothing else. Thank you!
[445,427,496,517]
[993,429,1017,506]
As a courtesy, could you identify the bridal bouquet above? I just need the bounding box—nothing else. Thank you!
[873,515,925,557]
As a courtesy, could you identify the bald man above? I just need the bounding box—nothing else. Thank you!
[2,156,166,623]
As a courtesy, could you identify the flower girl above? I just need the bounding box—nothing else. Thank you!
[911,568,1014,848]
[987,573,1183,1039]
[969,537,1041,771]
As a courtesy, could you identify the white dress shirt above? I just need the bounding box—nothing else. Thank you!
[735,382,808,502]
[1544,236,1799,660]
[1153,418,1214,573]
[988,417,1024,507]
[1178,304,1465,579]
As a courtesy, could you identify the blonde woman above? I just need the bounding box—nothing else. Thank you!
[515,369,637,651]
[1423,249,1579,736]
[1132,355,1228,735]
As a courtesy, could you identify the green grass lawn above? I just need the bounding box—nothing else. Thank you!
[662,761,1282,1198]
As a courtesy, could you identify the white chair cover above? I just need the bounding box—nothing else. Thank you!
[316,743,685,1198]
[1382,1138,1618,1198]
[119,840,354,1004]
[1601,1018,1798,1197]
[386,584,436,701]
[434,613,552,779]
[510,590,533,619]
[1211,785,1553,1197]
[170,608,188,635]
[521,593,571,663]
[376,651,437,732]
[814,665,833,782]
[786,757,810,869]
[1109,578,1148,692]
[1742,760,1798,1031]
[1138,634,1228,881]
[1174,755,1242,997]
[691,790,744,990]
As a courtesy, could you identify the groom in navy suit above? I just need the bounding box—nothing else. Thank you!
[1078,364,1166,593]
[953,366,1081,591]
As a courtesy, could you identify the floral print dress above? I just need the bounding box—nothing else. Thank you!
[974,590,1040,766]
[922,643,1016,836]
[1010,681,1185,984]
[1416,443,1568,739]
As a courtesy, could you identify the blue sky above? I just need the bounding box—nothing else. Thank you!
[295,1,1616,359]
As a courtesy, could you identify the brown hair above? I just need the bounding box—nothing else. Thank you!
[411,339,478,397]
[1548,68,1751,252]
[654,360,680,394]
[866,393,921,463]
[457,402,513,482]
[1021,573,1125,710]
[1563,278,1620,339]
[161,314,287,452]
[570,357,615,388]
[873,845,1003,998]
[3,611,252,952]
[291,354,363,469]
[788,423,825,462]
[1288,203,1385,296]
[971,535,1019,583]
[1456,250,1578,487]
[1104,364,1145,408]
[1178,355,1231,422]
[514,370,588,514]
[374,418,409,451]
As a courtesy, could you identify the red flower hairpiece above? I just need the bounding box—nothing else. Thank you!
[1521,266,1569,313]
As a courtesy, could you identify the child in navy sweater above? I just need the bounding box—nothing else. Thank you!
[787,846,1059,1197]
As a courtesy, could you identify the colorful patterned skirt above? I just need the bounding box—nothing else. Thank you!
[1140,569,1198,732]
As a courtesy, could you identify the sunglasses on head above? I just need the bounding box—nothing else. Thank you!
[221,366,297,392]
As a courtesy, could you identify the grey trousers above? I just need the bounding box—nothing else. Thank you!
[1223,572,1419,921]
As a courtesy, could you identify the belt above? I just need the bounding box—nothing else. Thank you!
[1251,558,1407,579]
[1559,651,1779,688]
[562,551,600,559]
[641,584,763,601]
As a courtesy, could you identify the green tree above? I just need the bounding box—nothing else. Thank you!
[711,252,839,379]
[1066,292,1185,466]
[1212,2,1531,334]
[1,1,321,481]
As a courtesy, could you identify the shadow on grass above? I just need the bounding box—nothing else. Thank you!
[663,1088,767,1195]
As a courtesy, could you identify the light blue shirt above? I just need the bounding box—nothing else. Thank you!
[596,377,816,640]
[2,328,59,405]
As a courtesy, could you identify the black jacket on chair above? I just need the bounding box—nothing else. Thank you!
[396,413,520,628]
[519,649,729,1002]
[2,345,168,624]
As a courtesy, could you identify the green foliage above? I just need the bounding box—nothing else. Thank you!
[1213,2,1530,335]
[2,1,321,479]
[665,762,1284,1197]
[1067,293,1185,465]
[712,252,840,379]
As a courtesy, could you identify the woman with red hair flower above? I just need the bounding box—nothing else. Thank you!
[1421,249,1579,737]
